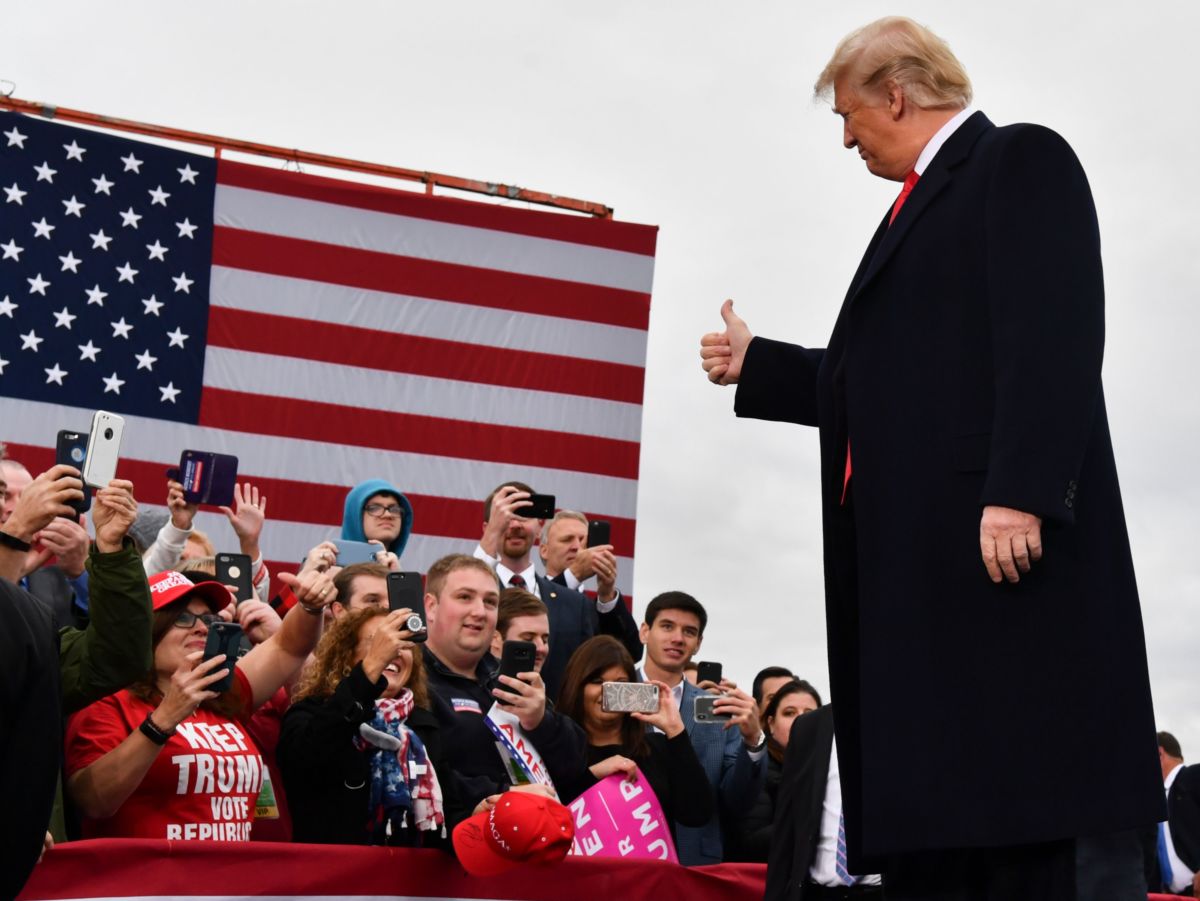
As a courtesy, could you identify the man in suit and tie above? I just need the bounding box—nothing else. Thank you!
[1154,732,1200,895]
[767,704,882,900]
[699,16,1162,899]
[636,590,764,866]
[473,481,630,699]
[539,509,641,663]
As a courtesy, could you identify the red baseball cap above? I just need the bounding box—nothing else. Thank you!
[148,570,232,613]
[453,791,575,877]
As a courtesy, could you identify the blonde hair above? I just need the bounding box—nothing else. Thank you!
[815,17,971,110]
[540,509,588,544]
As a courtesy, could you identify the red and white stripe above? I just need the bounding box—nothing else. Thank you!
[2,157,656,594]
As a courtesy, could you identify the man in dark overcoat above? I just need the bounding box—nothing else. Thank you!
[700,15,1163,899]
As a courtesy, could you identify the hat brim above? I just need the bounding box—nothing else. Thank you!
[152,578,233,613]
[452,812,522,877]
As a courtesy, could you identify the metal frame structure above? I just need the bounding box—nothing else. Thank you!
[0,95,613,219]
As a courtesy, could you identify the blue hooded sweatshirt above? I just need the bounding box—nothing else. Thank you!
[340,479,415,558]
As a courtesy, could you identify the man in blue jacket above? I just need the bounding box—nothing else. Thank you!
[637,591,765,866]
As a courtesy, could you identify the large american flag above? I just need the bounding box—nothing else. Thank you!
[0,111,656,594]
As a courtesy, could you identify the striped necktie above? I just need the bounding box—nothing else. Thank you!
[836,811,857,886]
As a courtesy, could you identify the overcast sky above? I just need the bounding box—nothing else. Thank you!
[4,1,1197,756]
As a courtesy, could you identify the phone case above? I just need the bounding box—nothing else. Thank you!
[694,694,734,723]
[203,622,243,694]
[333,539,381,565]
[696,662,722,685]
[179,450,239,506]
[601,682,660,713]
[387,572,427,641]
[82,411,125,488]
[216,553,253,603]
[586,519,611,548]
[55,430,92,514]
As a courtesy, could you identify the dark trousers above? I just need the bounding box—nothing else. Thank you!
[1075,829,1151,901]
[883,839,1075,901]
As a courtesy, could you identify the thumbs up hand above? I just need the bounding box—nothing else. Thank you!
[699,299,753,385]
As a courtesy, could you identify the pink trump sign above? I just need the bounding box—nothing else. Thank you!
[567,769,678,864]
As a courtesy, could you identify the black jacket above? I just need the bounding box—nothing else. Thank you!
[736,113,1162,865]
[278,663,467,847]
[421,647,586,808]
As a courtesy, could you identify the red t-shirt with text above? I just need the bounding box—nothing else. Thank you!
[65,669,266,841]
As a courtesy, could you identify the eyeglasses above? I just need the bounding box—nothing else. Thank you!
[173,611,220,630]
[364,503,403,518]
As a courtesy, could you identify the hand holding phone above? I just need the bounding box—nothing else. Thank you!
[55,430,92,516]
[175,450,239,506]
[492,639,537,707]
[696,661,722,688]
[515,494,556,520]
[586,519,611,548]
[333,538,382,565]
[601,681,659,713]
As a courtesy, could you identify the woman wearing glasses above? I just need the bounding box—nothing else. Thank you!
[63,567,334,841]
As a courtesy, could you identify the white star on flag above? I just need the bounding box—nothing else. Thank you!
[63,140,87,161]
[115,262,139,283]
[32,218,55,239]
[90,229,112,250]
[102,372,125,394]
[4,126,27,148]
[148,186,170,206]
[27,273,50,295]
[78,340,101,362]
[34,161,57,183]
[44,363,67,385]
[166,327,188,348]
[0,296,17,317]
[177,164,198,184]
[0,356,8,375]
[172,272,194,293]
[53,307,77,329]
[135,349,158,371]
[159,382,181,403]
[59,252,82,273]
[62,196,86,217]
[111,317,133,339]
[176,218,197,239]
[20,330,43,351]
[85,285,108,306]
[4,183,26,204]
[120,153,142,173]
[92,173,114,195]
[146,240,168,261]
[1,239,23,260]
[142,295,164,316]
[119,207,142,228]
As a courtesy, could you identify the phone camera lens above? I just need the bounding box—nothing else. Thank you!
[406,614,424,632]
[104,427,114,440]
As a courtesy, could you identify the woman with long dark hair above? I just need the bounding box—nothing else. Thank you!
[556,636,712,830]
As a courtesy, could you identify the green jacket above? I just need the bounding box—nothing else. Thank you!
[51,538,153,839]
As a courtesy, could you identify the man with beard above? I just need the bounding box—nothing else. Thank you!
[473,482,604,699]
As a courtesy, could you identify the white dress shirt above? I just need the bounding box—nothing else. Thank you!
[473,542,619,612]
[809,738,881,887]
[1164,763,1195,893]
[913,105,975,176]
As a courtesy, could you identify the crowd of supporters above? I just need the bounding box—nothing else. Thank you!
[1,449,1196,898]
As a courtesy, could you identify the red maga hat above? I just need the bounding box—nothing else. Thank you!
[453,791,575,877]
[148,569,232,613]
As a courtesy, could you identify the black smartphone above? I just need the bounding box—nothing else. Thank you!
[696,661,723,686]
[202,622,243,694]
[215,553,253,604]
[694,694,734,723]
[55,430,92,516]
[515,493,555,520]
[493,639,537,705]
[387,571,426,642]
[175,450,239,507]
[586,519,611,548]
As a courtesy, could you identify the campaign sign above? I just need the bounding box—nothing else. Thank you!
[484,705,557,794]
[568,769,678,864]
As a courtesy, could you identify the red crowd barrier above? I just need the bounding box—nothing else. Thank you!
[18,839,768,900]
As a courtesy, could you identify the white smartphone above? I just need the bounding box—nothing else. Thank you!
[82,410,125,488]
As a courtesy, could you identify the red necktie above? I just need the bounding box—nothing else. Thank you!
[508,574,526,589]
[842,171,921,504]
